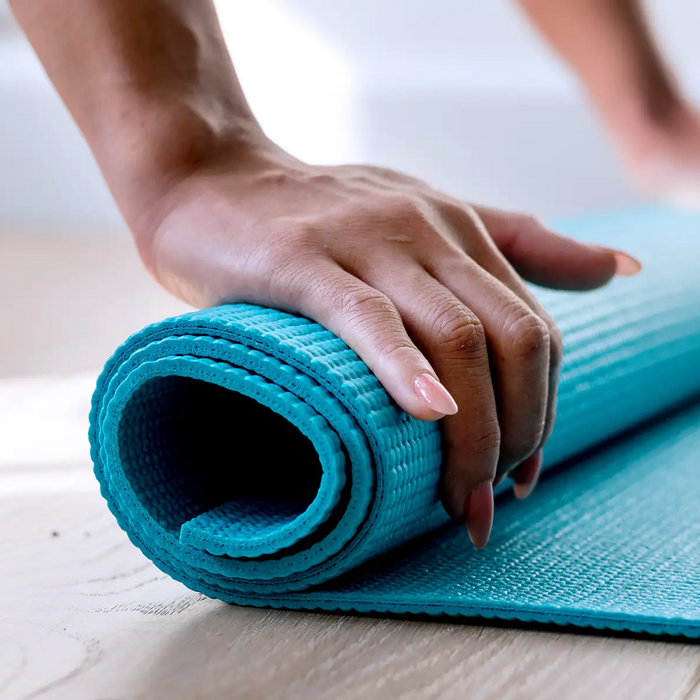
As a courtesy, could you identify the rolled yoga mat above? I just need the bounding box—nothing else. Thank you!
[91,207,700,637]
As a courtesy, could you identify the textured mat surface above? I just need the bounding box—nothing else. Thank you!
[91,208,700,637]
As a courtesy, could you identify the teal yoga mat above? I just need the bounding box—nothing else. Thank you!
[91,207,700,637]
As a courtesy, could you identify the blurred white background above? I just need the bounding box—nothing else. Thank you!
[0,0,698,375]
[1,0,699,229]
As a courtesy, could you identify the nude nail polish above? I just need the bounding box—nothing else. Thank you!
[413,373,458,416]
[589,245,642,277]
[612,251,643,277]
[513,450,543,500]
[463,481,494,549]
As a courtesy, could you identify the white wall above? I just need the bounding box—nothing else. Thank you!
[0,0,698,230]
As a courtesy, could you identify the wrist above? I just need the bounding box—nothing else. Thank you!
[94,90,265,206]
[110,107,294,278]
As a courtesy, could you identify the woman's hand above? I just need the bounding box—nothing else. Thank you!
[133,142,640,547]
[9,0,640,547]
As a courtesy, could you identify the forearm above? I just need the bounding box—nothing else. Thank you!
[9,0,635,533]
[9,0,268,239]
[518,0,680,128]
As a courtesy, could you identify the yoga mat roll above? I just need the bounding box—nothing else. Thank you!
[91,208,700,636]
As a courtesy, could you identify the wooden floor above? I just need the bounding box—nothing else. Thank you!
[2,233,700,699]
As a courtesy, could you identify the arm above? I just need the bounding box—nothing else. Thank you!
[9,0,263,244]
[519,0,679,129]
[10,0,639,545]
[519,0,700,203]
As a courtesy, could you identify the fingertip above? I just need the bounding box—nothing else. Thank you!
[413,373,458,417]
[497,224,622,291]
[610,250,643,277]
[442,451,499,523]
[585,245,642,284]
[512,450,542,500]
[464,481,494,549]
[406,404,452,423]
[551,243,618,290]
[383,372,454,423]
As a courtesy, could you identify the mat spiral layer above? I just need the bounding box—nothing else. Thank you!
[91,208,700,637]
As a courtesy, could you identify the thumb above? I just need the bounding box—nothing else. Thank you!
[475,207,642,291]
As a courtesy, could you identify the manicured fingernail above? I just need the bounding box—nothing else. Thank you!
[590,245,642,276]
[612,251,642,276]
[413,373,458,416]
[462,481,494,549]
[513,450,543,500]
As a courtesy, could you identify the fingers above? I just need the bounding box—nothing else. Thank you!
[425,251,550,482]
[272,201,642,540]
[362,264,499,543]
[478,237,563,451]
[426,205,556,498]
[511,450,542,500]
[449,208,563,491]
[289,259,458,423]
[466,207,639,496]
[289,257,497,544]
[474,206,642,291]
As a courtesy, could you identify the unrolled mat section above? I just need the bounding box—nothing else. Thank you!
[90,208,700,636]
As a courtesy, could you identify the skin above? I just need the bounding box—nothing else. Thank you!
[10,0,641,548]
[519,0,700,206]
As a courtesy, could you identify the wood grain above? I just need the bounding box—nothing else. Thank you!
[2,376,700,700]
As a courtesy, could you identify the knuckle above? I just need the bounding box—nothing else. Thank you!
[461,203,488,235]
[445,419,501,485]
[379,338,420,363]
[504,310,550,361]
[331,288,419,361]
[472,420,502,456]
[432,305,486,359]
[332,286,393,323]
[307,172,338,187]
[386,194,426,225]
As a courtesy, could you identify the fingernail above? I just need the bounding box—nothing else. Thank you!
[462,481,494,549]
[413,373,458,416]
[513,450,543,500]
[612,251,643,277]
[590,245,642,276]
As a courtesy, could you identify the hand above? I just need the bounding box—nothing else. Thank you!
[10,0,639,548]
[135,143,640,547]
